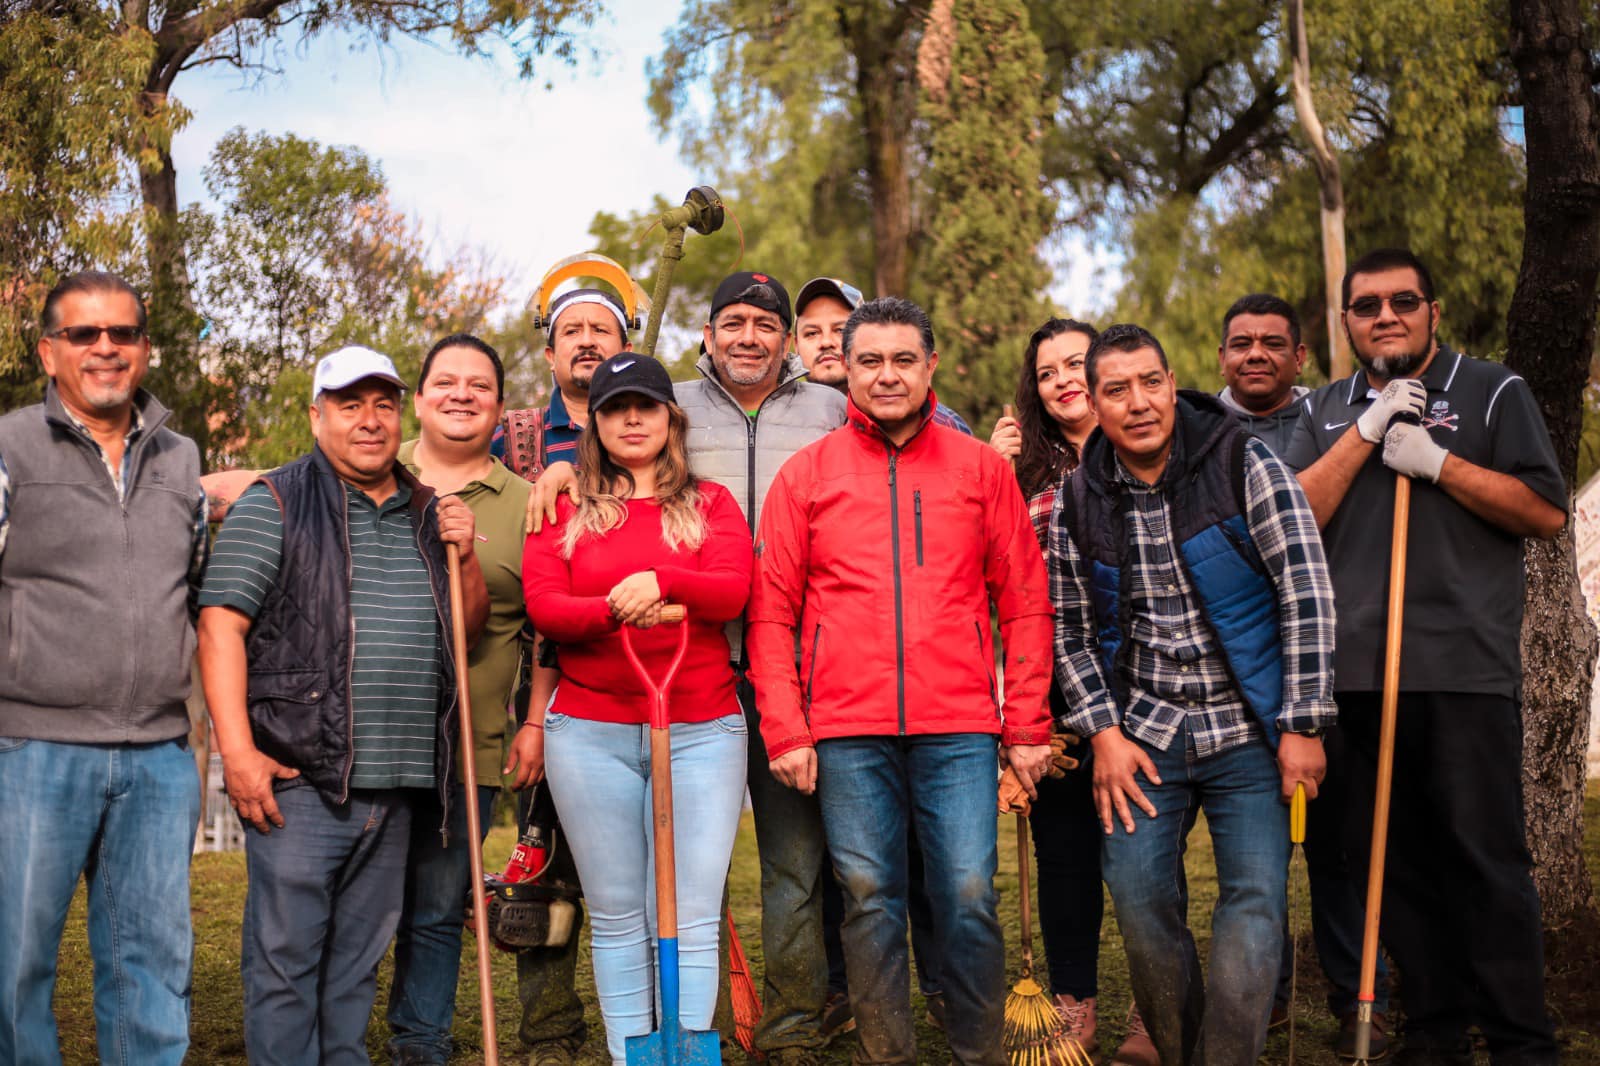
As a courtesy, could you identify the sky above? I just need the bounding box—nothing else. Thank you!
[169,1,1115,317]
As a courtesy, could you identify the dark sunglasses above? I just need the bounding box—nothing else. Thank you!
[47,324,145,346]
[1346,292,1425,318]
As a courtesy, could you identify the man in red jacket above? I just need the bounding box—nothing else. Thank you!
[748,296,1053,1066]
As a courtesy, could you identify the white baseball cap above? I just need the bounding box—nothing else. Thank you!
[312,346,407,402]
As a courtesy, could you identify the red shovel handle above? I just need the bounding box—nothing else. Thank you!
[620,606,690,729]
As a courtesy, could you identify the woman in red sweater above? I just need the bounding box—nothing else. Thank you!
[521,353,751,1065]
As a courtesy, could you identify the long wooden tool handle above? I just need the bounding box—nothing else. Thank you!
[1354,474,1410,1060]
[1016,811,1036,977]
[447,542,499,1065]
[651,726,679,943]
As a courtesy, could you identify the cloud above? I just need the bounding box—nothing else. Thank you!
[171,3,697,297]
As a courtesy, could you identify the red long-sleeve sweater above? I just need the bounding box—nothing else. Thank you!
[522,481,752,724]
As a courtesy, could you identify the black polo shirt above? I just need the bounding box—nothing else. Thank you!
[1282,345,1566,696]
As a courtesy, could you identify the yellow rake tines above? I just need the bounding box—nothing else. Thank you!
[1005,813,1094,1066]
[1002,977,1094,1066]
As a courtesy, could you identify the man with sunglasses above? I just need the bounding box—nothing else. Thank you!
[0,272,208,1064]
[1284,247,1565,1065]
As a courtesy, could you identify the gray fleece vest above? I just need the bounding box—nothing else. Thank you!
[0,387,200,743]
[675,352,845,660]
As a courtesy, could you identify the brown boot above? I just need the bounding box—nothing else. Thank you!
[1053,994,1098,1053]
[1112,1004,1159,1066]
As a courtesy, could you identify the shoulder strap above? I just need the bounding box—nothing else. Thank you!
[503,407,548,482]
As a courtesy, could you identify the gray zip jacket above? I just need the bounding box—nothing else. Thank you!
[676,352,845,659]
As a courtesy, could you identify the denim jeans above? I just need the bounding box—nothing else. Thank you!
[241,779,413,1066]
[1100,723,1288,1066]
[386,783,499,1063]
[822,831,945,999]
[816,733,1005,1066]
[544,711,747,1065]
[0,736,200,1066]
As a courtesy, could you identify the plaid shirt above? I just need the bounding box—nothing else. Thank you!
[1049,435,1336,757]
[0,407,209,611]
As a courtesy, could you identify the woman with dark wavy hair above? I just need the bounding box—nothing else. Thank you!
[991,318,1099,498]
[991,317,1154,1061]
[521,353,752,1065]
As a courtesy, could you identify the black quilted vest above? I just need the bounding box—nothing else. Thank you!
[249,447,459,812]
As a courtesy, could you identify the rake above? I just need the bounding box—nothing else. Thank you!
[1004,812,1093,1066]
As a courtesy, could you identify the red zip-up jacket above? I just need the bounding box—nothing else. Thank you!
[747,394,1053,759]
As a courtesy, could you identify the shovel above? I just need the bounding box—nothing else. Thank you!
[622,604,721,1066]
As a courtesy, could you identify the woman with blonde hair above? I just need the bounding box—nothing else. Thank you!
[521,353,752,1065]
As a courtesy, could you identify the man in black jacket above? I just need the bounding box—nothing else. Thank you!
[198,346,487,1066]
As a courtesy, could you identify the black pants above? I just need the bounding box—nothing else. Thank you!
[1338,691,1556,1063]
[1028,750,1103,998]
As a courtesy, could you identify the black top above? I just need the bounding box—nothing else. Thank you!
[1282,346,1567,696]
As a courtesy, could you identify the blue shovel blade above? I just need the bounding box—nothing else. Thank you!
[624,1023,721,1066]
[625,938,721,1066]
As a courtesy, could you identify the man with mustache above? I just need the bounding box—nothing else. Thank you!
[677,272,847,1065]
[0,272,208,1065]
[198,346,487,1065]
[1050,323,1336,1066]
[795,276,972,435]
[500,287,632,1065]
[1217,293,1389,1056]
[749,295,1053,1066]
[1216,293,1311,456]
[1284,248,1565,1065]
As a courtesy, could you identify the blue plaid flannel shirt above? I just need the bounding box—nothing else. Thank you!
[1049,435,1336,757]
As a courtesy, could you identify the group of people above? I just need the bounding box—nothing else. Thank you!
[0,245,1566,1066]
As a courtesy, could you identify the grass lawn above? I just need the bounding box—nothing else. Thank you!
[49,785,1600,1064]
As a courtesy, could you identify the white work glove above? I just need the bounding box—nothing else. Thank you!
[1382,422,1448,483]
[1357,379,1428,443]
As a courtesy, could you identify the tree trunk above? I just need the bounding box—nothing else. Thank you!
[1505,0,1600,930]
[135,81,210,460]
[844,1,924,297]
[1286,0,1351,380]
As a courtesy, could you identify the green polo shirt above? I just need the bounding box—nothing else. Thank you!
[200,478,442,790]
[400,440,532,785]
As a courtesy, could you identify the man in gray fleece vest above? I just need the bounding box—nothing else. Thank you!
[0,271,207,1066]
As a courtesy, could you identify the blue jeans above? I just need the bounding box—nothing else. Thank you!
[1101,724,1289,1066]
[816,733,1005,1066]
[241,779,413,1066]
[0,736,199,1066]
[544,711,747,1065]
[386,783,499,1063]
[742,673,831,1053]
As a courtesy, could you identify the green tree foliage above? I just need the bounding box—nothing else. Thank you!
[185,129,510,468]
[0,0,598,456]
[1032,0,1525,388]
[919,0,1053,428]
[0,6,157,405]
[648,0,924,299]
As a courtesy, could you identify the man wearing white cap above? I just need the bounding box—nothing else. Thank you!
[197,346,489,1065]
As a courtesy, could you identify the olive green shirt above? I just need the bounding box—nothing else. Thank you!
[399,440,532,786]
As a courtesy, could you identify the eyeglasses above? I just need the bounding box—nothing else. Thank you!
[46,324,145,346]
[1346,292,1426,318]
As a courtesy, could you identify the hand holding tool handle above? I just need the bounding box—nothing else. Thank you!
[447,542,499,1065]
